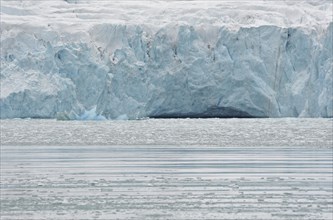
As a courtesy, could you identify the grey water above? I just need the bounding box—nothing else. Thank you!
[0,119,332,219]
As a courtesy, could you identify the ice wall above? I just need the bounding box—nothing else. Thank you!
[1,1,332,119]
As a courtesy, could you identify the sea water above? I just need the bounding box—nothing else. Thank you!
[1,119,332,219]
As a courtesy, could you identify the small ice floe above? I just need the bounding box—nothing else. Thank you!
[78,106,106,120]
[56,106,106,121]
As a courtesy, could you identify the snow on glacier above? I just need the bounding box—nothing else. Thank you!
[0,0,332,119]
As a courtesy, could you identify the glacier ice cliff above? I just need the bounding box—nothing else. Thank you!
[1,0,332,119]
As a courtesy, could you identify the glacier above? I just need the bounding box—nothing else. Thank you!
[0,0,332,119]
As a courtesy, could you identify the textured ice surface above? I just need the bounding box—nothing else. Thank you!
[1,0,333,118]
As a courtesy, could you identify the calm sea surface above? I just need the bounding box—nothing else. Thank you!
[1,119,332,219]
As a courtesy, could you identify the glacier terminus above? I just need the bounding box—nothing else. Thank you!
[1,0,332,119]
